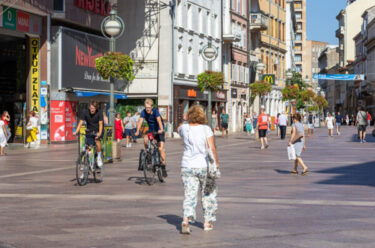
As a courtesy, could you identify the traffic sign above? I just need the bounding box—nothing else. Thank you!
[262,74,276,84]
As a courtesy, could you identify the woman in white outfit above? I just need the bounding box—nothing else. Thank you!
[325,113,335,137]
[178,105,219,234]
[0,119,8,155]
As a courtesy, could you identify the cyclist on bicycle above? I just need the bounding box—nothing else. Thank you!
[74,101,104,168]
[135,98,167,177]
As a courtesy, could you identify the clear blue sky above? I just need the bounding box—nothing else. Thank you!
[307,0,347,45]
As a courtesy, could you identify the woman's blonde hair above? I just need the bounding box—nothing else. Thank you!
[144,98,154,106]
[186,105,207,124]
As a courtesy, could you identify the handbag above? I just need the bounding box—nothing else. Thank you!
[204,126,221,180]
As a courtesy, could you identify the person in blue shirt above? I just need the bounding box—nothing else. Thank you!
[135,98,167,177]
[335,111,343,136]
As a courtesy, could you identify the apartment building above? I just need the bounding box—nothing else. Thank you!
[285,0,297,72]
[293,0,307,78]
[305,40,328,89]
[250,0,287,118]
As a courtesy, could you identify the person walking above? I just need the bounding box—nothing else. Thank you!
[367,111,372,126]
[131,111,140,143]
[178,105,219,234]
[307,112,314,137]
[1,111,11,142]
[356,107,367,143]
[0,118,8,155]
[211,110,218,135]
[289,113,308,175]
[123,112,135,148]
[325,113,335,137]
[335,112,343,135]
[245,114,253,135]
[252,111,258,132]
[345,114,350,126]
[256,106,270,149]
[278,112,288,140]
[220,109,229,138]
[25,111,39,148]
[114,113,124,143]
[275,113,280,137]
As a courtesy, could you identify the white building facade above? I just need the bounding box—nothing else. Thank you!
[172,0,224,130]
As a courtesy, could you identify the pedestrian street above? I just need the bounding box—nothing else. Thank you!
[0,126,375,247]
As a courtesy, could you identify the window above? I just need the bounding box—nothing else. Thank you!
[207,11,211,36]
[231,0,235,10]
[53,0,64,11]
[187,4,192,30]
[295,12,302,20]
[297,23,302,30]
[295,44,302,51]
[294,1,302,9]
[242,0,246,16]
[237,0,241,13]
[295,54,302,62]
[271,18,274,37]
[296,33,302,41]
[296,65,302,72]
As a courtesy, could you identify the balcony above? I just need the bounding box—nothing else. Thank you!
[250,12,268,32]
[336,26,344,38]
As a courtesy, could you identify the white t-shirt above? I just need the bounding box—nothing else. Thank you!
[279,114,287,126]
[29,116,38,128]
[326,116,334,128]
[178,124,213,169]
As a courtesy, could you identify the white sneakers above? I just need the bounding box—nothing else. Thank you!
[97,155,103,168]
[126,143,132,148]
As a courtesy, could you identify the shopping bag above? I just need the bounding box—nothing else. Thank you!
[287,145,296,160]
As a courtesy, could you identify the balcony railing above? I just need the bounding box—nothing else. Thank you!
[336,26,344,38]
[250,12,268,31]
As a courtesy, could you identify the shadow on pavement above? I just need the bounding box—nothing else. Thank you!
[274,169,293,175]
[350,133,375,143]
[315,160,375,187]
[128,176,148,185]
[158,214,203,233]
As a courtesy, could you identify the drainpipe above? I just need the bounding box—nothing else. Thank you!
[47,14,51,144]
[170,0,176,135]
[247,0,251,114]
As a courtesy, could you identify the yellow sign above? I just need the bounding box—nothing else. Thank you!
[30,38,40,113]
[262,74,275,85]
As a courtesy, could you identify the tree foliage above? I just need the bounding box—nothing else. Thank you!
[95,52,135,81]
[197,71,225,92]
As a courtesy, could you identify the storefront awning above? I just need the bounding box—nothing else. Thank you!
[74,90,127,99]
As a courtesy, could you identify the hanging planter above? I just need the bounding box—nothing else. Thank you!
[250,80,272,98]
[314,95,328,109]
[197,71,225,92]
[300,89,316,103]
[95,52,135,81]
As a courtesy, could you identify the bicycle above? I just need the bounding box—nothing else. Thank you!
[139,132,164,185]
[76,131,104,186]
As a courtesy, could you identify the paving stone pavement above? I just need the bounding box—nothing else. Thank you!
[0,126,375,247]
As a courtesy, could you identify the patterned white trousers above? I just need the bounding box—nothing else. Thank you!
[181,168,218,223]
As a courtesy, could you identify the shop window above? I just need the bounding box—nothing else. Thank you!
[54,0,64,12]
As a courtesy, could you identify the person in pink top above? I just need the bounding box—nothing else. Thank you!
[114,113,124,143]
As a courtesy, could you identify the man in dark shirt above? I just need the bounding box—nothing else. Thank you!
[307,112,315,137]
[74,101,104,167]
[135,98,167,177]
[335,111,342,136]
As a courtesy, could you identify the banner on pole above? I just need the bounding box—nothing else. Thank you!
[313,74,364,81]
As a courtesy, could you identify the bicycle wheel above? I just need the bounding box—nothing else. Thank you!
[157,166,164,183]
[143,151,155,185]
[76,153,89,186]
[94,164,104,183]
[154,150,164,183]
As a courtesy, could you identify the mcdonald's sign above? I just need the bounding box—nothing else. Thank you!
[262,74,275,85]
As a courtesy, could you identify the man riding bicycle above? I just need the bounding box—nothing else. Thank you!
[135,98,167,178]
[74,101,104,168]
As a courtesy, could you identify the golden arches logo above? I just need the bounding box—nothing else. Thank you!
[262,74,275,84]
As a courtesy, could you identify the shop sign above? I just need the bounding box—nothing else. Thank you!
[30,38,40,113]
[2,6,17,30]
[216,91,226,100]
[17,11,29,32]
[231,88,237,98]
[29,15,42,35]
[60,27,112,91]
[75,0,111,16]
[262,74,275,85]
[187,89,197,98]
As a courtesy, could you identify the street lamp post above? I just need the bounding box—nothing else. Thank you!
[286,70,293,124]
[316,86,321,127]
[101,10,125,139]
[256,62,265,113]
[201,42,218,128]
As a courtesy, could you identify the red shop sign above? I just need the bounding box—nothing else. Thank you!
[75,0,111,16]
[17,11,29,32]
